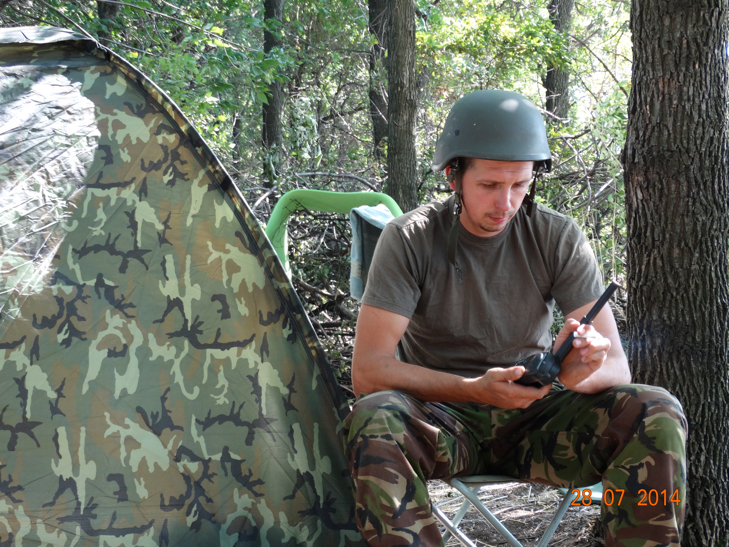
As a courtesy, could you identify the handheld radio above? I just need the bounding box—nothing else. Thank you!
[514,281,621,387]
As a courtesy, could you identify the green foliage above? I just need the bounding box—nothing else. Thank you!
[2,0,634,378]
[419,0,570,90]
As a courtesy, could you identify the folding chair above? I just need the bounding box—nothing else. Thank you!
[432,475,603,547]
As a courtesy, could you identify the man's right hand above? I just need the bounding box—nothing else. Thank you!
[466,366,551,409]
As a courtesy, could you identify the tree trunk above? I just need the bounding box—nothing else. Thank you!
[0,0,15,14]
[262,0,284,188]
[625,0,729,544]
[96,1,119,46]
[232,114,244,166]
[542,0,574,123]
[385,0,418,212]
[368,0,388,163]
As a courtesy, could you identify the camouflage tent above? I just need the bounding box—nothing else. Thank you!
[0,26,364,546]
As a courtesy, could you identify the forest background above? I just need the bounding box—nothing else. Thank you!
[0,0,633,390]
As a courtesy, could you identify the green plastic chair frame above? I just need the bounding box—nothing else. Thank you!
[264,189,403,278]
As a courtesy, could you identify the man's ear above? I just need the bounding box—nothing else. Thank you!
[445,166,456,191]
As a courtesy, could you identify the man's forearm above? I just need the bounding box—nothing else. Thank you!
[353,355,477,402]
[563,353,632,394]
[351,303,552,408]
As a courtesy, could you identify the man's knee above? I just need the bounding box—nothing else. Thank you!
[605,384,688,461]
[344,390,413,448]
[611,384,687,431]
[350,390,411,415]
[347,389,409,425]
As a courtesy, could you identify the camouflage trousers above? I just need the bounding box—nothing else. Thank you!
[343,385,687,547]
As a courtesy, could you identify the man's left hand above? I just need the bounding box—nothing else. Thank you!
[556,319,612,390]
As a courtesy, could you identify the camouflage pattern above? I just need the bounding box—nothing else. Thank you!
[0,27,364,546]
[344,385,687,547]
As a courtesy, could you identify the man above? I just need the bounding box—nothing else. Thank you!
[344,90,687,547]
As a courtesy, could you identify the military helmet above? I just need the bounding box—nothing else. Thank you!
[432,89,552,172]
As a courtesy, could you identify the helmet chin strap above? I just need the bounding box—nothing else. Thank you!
[525,161,547,216]
[446,161,463,280]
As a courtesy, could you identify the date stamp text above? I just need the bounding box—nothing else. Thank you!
[570,488,681,506]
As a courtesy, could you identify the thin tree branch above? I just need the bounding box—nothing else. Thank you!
[282,27,369,56]
[0,0,14,13]
[104,39,162,57]
[294,172,379,192]
[335,303,356,320]
[95,0,256,52]
[547,129,590,140]
[35,0,98,42]
[535,105,568,123]
[156,0,188,12]
[252,188,278,211]
[294,276,334,298]
[294,277,357,320]
[319,106,367,123]
[570,34,629,98]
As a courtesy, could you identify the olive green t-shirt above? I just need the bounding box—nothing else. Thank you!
[361,196,604,378]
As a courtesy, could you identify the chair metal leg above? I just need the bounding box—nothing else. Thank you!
[435,479,585,547]
[450,478,523,547]
[432,502,479,547]
[439,492,473,544]
[439,496,471,543]
[535,487,579,547]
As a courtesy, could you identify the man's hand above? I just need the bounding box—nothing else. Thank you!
[555,319,611,388]
[466,366,551,409]
[555,301,630,393]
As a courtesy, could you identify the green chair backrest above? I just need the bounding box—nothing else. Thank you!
[265,189,403,277]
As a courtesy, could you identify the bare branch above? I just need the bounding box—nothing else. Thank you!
[156,0,188,12]
[252,188,278,211]
[535,105,568,123]
[335,303,356,320]
[35,0,98,42]
[95,0,256,52]
[319,106,367,123]
[570,34,629,98]
[548,129,591,141]
[294,276,335,299]
[294,172,379,192]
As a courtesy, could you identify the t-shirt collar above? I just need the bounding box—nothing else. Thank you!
[456,207,519,246]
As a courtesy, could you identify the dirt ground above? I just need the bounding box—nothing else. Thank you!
[429,480,604,546]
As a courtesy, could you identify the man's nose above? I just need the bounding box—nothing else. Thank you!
[494,188,511,211]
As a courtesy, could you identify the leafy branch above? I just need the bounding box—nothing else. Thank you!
[94,0,257,52]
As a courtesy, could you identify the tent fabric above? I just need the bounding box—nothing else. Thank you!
[0,26,363,546]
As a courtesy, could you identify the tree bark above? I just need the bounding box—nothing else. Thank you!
[542,0,574,123]
[368,0,388,163]
[385,0,418,212]
[232,114,244,166]
[625,0,729,544]
[262,0,284,188]
[96,1,119,46]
